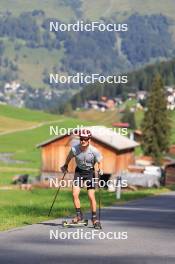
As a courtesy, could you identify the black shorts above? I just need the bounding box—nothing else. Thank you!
[73,167,97,190]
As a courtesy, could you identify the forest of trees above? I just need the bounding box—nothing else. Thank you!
[52,14,174,78]
[61,58,175,111]
[121,14,173,65]
[0,11,174,88]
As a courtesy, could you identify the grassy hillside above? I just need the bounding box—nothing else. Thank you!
[0,104,59,122]
[0,105,93,184]
[83,0,175,20]
[0,116,37,133]
[74,109,120,127]
[0,104,65,133]
[0,0,76,21]
[0,117,89,165]
[0,105,59,184]
[1,0,175,20]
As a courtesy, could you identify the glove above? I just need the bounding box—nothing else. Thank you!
[98,169,103,176]
[61,164,68,173]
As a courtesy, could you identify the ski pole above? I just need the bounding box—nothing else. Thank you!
[98,172,101,224]
[48,171,67,217]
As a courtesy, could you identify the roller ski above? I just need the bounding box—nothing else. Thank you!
[62,216,88,228]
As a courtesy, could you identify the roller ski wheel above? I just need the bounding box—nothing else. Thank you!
[62,220,68,227]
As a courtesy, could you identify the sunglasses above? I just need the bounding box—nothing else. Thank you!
[80,137,89,142]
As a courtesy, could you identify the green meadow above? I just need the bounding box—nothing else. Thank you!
[0,187,173,231]
[0,104,92,185]
[0,118,90,167]
[0,104,60,122]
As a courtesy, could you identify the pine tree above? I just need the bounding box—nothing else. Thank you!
[122,107,136,130]
[142,75,171,164]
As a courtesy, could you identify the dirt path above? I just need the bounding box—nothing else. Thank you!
[0,119,63,136]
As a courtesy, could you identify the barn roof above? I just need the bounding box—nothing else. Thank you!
[37,126,139,151]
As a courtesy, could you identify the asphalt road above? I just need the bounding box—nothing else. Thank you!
[0,192,175,264]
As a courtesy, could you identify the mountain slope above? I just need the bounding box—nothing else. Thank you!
[0,104,60,133]
[65,58,175,110]
[83,0,175,20]
[0,1,175,110]
[1,0,175,20]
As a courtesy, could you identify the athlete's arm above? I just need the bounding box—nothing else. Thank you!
[93,148,103,176]
[61,149,74,172]
[65,151,73,166]
[97,161,103,176]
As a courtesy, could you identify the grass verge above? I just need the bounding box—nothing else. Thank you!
[0,186,174,231]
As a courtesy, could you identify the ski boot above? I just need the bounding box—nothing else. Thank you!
[92,216,102,229]
[71,215,85,224]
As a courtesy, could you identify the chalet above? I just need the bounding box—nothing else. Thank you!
[37,126,139,181]
[136,91,147,101]
[128,93,136,99]
[167,93,175,110]
[162,86,175,110]
[85,97,116,111]
[165,162,175,185]
[133,130,143,143]
[112,122,130,128]
[4,81,21,93]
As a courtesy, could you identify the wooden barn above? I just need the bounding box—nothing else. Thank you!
[37,126,139,180]
[165,163,175,185]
